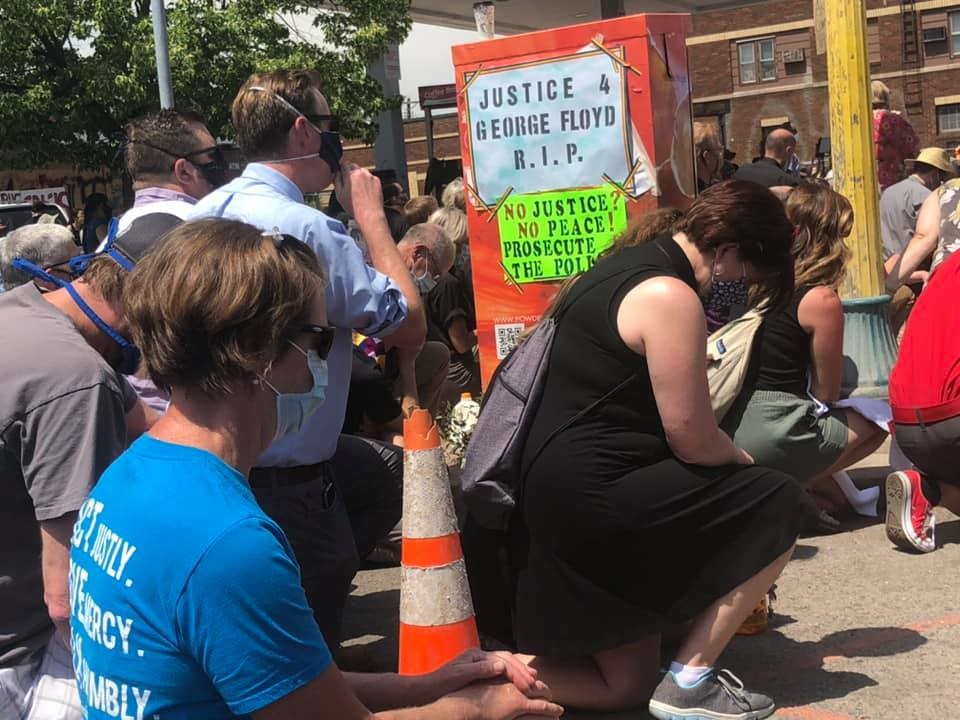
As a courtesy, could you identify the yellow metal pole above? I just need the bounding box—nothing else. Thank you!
[824,0,885,299]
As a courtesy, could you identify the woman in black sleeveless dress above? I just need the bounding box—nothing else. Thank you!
[511,182,804,719]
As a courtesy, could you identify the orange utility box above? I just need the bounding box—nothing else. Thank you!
[451,13,695,387]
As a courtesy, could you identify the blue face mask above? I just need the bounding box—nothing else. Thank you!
[11,257,142,376]
[260,341,328,440]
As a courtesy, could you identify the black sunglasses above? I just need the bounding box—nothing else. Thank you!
[301,324,336,359]
[305,114,340,132]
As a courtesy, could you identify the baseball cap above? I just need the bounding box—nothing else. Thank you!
[71,212,182,274]
[912,147,955,175]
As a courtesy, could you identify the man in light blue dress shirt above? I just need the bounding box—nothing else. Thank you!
[190,69,427,646]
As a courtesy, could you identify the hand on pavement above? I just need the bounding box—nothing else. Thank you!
[442,680,563,720]
[334,161,384,224]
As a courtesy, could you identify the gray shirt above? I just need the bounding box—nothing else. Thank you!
[880,175,931,260]
[0,285,129,666]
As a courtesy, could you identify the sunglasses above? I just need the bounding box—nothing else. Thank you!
[301,324,336,359]
[305,114,339,132]
[183,146,225,165]
[43,261,80,283]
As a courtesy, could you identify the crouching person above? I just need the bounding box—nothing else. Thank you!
[69,219,561,720]
[0,216,169,719]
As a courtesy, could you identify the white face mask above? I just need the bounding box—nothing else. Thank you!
[259,342,328,440]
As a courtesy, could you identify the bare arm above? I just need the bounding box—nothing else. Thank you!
[390,343,420,416]
[40,513,76,642]
[798,286,844,402]
[888,191,941,291]
[618,277,752,466]
[253,665,561,720]
[447,318,476,356]
[336,163,426,349]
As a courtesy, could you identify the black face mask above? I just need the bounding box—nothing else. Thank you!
[317,131,343,177]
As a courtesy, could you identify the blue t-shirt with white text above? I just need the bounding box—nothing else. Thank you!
[69,435,332,719]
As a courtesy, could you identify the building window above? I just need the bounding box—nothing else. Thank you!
[951,12,960,56]
[738,38,776,84]
[938,103,960,134]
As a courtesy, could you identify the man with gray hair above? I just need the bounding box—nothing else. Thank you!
[0,224,78,291]
[399,223,480,403]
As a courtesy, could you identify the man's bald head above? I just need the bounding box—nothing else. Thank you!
[765,129,797,165]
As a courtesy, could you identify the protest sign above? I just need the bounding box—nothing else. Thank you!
[498,187,628,284]
[465,50,632,205]
[0,187,69,206]
[453,14,695,386]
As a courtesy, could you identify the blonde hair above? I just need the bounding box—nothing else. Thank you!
[786,184,852,291]
[871,80,890,109]
[442,178,466,211]
[429,206,468,247]
[693,121,721,152]
[125,219,325,396]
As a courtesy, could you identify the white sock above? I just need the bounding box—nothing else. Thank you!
[669,661,713,688]
[833,471,881,517]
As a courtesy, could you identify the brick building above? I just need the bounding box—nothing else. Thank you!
[689,0,960,167]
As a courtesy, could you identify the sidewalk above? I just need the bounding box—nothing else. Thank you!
[343,440,960,718]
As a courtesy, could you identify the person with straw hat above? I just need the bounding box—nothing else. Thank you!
[881,147,957,336]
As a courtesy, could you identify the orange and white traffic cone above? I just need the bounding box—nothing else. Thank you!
[398,408,480,675]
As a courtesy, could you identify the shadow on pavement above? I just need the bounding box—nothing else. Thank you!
[936,519,960,547]
[792,544,819,561]
[722,619,926,708]
[342,588,400,672]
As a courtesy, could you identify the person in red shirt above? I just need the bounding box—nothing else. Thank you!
[886,249,960,552]
[872,81,919,192]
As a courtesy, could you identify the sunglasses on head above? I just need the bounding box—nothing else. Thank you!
[301,324,336,359]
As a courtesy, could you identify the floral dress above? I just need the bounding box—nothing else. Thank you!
[932,179,960,273]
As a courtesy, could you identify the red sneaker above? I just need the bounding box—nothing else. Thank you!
[885,471,936,553]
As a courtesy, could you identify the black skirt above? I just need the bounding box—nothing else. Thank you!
[513,448,802,657]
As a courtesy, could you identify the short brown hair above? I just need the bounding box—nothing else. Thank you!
[81,256,126,307]
[232,70,324,159]
[125,219,326,397]
[125,110,210,182]
[404,195,438,226]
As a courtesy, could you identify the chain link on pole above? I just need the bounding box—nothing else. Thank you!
[151,0,174,109]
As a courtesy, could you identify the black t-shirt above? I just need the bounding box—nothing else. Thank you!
[342,347,401,435]
[733,158,800,189]
[426,274,469,354]
[451,256,476,330]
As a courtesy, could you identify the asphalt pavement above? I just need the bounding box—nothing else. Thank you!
[342,441,959,718]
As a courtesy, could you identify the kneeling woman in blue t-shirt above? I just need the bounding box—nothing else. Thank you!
[68,218,560,720]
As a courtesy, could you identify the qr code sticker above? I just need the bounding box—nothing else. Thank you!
[495,323,525,359]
